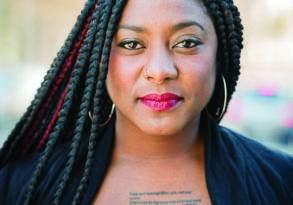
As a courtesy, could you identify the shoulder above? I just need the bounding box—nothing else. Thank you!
[0,142,69,204]
[217,125,293,196]
[218,125,293,168]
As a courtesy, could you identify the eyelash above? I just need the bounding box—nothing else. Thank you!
[118,39,202,50]
[118,40,144,50]
[173,39,202,49]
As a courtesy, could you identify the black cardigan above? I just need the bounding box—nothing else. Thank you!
[0,116,292,205]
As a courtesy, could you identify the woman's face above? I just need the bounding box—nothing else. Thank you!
[106,0,217,136]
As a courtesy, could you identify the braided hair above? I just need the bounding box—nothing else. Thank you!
[0,0,243,204]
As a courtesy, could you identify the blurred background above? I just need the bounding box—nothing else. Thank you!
[0,0,292,154]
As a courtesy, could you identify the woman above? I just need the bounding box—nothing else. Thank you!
[0,0,292,204]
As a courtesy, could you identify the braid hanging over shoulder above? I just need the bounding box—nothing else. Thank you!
[0,0,97,165]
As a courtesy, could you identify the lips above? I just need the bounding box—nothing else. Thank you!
[140,93,182,101]
[139,93,183,112]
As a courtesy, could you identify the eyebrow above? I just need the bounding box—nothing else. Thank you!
[171,21,205,33]
[118,21,205,34]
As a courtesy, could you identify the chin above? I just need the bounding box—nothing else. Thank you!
[138,119,186,136]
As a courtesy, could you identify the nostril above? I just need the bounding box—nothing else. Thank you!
[143,64,179,85]
[143,70,166,85]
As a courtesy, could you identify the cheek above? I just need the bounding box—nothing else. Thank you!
[106,49,143,101]
[177,53,216,94]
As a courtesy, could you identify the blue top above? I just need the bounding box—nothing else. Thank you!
[0,116,292,205]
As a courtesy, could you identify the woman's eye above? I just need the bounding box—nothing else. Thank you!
[118,40,144,50]
[173,39,202,49]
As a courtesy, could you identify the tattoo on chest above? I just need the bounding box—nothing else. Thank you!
[129,190,202,204]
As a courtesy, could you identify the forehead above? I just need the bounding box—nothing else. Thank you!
[119,0,212,32]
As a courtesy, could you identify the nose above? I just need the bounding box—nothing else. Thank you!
[143,45,178,85]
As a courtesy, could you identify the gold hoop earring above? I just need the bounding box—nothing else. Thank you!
[88,104,116,127]
[206,75,227,122]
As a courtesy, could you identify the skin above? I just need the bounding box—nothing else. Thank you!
[106,0,217,164]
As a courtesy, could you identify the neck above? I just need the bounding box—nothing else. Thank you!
[111,113,204,165]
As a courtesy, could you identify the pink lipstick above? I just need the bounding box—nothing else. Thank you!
[139,93,183,112]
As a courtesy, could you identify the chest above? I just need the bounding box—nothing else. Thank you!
[92,162,212,205]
